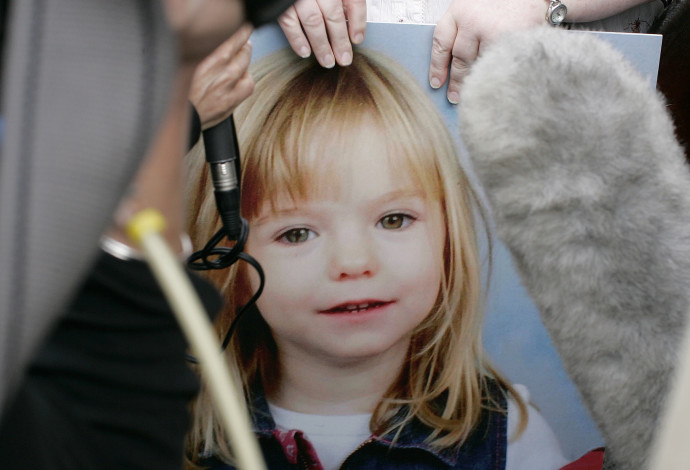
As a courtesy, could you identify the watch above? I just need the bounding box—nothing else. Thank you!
[546,0,567,25]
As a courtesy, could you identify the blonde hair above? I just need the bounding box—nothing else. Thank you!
[185,48,526,465]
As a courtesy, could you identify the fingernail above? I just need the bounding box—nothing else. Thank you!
[340,51,352,66]
[354,33,364,44]
[323,54,335,68]
[448,91,459,104]
[430,77,441,89]
[299,46,310,58]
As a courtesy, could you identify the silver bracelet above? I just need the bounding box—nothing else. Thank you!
[100,233,193,261]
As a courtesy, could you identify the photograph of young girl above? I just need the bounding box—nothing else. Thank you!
[183,24,574,470]
[183,23,660,470]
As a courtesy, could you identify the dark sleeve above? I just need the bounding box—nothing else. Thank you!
[0,251,223,470]
[189,102,202,150]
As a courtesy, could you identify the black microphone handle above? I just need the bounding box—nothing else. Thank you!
[202,116,242,239]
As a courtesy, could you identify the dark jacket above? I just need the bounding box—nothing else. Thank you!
[203,382,508,469]
[0,253,222,469]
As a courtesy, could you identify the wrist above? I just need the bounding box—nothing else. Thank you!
[548,0,658,24]
[100,231,192,261]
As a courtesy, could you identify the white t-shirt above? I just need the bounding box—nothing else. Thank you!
[269,384,569,470]
[269,405,371,469]
[366,0,663,33]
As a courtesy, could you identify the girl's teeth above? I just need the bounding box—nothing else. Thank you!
[336,303,374,313]
[346,303,369,311]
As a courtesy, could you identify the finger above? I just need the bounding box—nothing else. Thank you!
[193,24,253,80]
[232,72,255,108]
[294,0,336,68]
[318,0,352,66]
[194,40,254,128]
[343,0,367,45]
[446,35,479,104]
[344,0,366,44]
[214,24,253,63]
[200,39,253,101]
[207,73,255,128]
[429,15,457,90]
[222,39,253,90]
[278,6,312,58]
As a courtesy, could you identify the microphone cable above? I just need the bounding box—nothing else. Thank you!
[187,115,264,360]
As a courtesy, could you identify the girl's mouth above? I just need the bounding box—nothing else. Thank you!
[320,301,393,314]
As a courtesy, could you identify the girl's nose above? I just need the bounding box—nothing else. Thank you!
[328,232,378,281]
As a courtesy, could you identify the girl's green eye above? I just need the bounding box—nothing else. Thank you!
[278,228,314,244]
[378,213,414,230]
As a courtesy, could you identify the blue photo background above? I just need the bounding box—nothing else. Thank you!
[250,23,661,461]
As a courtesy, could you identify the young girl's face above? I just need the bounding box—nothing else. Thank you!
[245,120,446,369]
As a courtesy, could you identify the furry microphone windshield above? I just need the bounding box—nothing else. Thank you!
[459,27,690,470]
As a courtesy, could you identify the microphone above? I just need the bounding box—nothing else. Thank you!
[459,27,690,470]
[189,116,265,358]
[245,0,297,27]
[202,115,242,240]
